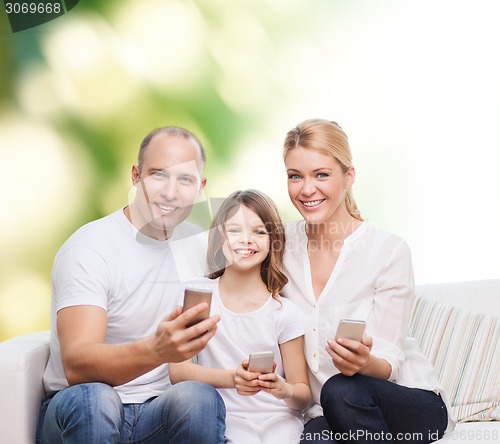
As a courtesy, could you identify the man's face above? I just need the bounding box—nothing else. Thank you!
[129,134,206,239]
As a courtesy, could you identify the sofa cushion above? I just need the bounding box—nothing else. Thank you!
[0,331,50,444]
[415,280,500,317]
[409,297,500,422]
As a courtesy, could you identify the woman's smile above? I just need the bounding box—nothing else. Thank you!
[300,199,326,208]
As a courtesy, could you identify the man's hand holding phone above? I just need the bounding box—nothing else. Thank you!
[148,288,218,365]
[149,305,219,365]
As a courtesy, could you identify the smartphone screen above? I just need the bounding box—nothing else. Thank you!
[183,287,212,328]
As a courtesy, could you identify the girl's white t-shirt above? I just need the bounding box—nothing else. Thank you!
[181,277,305,420]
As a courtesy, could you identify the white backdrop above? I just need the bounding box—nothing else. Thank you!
[214,0,500,284]
[1,0,499,339]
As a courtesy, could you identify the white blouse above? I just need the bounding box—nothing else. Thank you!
[282,221,450,423]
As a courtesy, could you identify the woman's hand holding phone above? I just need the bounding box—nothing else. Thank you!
[326,335,373,376]
[326,319,372,376]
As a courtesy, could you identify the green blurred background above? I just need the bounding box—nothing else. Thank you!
[1,0,499,341]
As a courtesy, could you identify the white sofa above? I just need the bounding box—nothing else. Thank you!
[411,280,500,443]
[0,329,49,444]
[0,280,498,443]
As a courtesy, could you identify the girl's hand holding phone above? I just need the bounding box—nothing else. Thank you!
[234,352,276,396]
[234,359,289,401]
[255,370,293,401]
[234,360,262,396]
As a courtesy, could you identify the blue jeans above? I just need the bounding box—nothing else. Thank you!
[301,374,447,444]
[36,381,226,444]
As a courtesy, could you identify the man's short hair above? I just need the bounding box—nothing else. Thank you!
[138,126,206,173]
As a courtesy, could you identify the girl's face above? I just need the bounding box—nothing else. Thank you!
[222,204,270,271]
[285,146,354,226]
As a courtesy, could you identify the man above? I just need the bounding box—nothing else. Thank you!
[37,127,226,443]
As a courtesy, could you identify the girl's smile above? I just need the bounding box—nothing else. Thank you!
[222,205,270,270]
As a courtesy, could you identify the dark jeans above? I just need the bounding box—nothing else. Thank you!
[301,374,448,444]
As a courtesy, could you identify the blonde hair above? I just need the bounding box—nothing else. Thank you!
[206,189,288,300]
[283,118,363,221]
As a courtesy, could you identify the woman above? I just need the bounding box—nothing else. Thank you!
[281,119,453,443]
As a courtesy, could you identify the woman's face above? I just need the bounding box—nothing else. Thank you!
[285,146,354,226]
[221,204,270,272]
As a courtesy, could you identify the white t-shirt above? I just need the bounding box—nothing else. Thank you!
[43,209,207,403]
[282,221,452,427]
[180,277,305,420]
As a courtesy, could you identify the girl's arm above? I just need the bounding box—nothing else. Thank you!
[257,336,311,410]
[170,359,264,396]
[169,360,235,388]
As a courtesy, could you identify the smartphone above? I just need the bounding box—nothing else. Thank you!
[334,319,366,341]
[248,351,275,373]
[182,287,212,328]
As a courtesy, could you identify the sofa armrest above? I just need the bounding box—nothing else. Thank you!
[0,331,50,444]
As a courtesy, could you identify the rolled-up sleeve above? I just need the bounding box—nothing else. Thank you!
[370,239,415,382]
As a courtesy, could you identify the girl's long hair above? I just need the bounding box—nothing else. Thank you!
[206,189,288,300]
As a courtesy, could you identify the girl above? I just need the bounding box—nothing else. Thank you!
[281,119,454,444]
[169,189,311,444]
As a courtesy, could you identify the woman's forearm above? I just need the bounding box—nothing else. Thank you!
[360,354,392,380]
